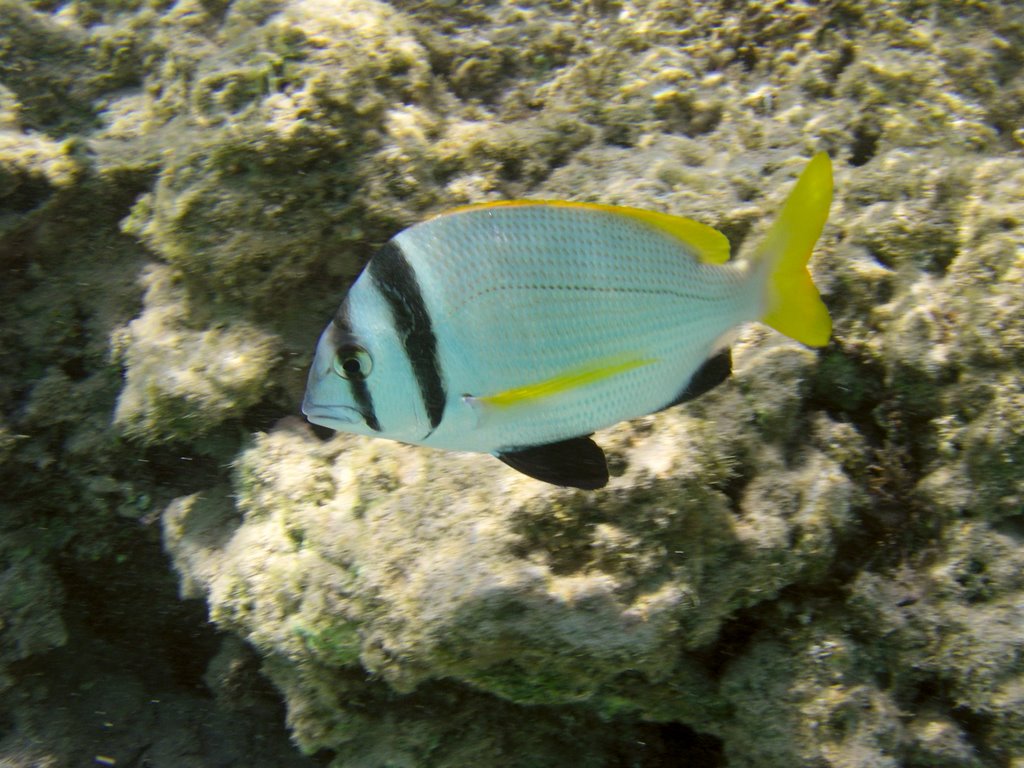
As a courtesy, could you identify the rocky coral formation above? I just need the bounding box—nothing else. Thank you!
[112,264,281,442]
[0,547,65,692]
[162,350,861,759]
[119,0,437,306]
[1,0,1022,765]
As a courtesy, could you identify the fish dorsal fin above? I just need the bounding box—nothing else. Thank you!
[441,200,732,265]
[496,436,609,489]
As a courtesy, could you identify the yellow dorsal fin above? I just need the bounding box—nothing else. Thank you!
[441,200,732,265]
[476,355,657,409]
[756,152,833,348]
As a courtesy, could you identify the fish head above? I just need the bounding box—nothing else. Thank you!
[302,318,370,432]
[302,289,426,441]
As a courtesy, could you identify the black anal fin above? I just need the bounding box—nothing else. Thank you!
[496,436,609,490]
[660,348,732,411]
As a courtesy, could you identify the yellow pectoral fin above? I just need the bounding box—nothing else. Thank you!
[478,356,658,409]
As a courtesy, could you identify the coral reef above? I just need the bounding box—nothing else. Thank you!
[0,547,65,692]
[0,0,1021,765]
[112,264,281,442]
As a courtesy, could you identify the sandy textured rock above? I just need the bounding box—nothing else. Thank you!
[119,0,437,305]
[112,264,280,443]
[164,385,855,753]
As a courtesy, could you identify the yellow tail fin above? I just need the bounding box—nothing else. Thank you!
[756,152,833,347]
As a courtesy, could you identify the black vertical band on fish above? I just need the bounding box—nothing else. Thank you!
[367,240,447,431]
[660,347,732,412]
[331,306,382,432]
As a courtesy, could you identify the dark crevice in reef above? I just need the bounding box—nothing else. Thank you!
[242,387,300,434]
[695,609,764,680]
[949,705,1001,767]
[848,118,881,167]
[137,436,243,495]
[717,459,755,516]
[807,338,943,572]
[623,721,726,767]
[4,534,323,766]
[54,537,221,692]
[992,513,1024,543]
[827,42,857,84]
[903,679,1002,767]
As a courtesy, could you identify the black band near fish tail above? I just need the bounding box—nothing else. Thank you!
[367,240,447,431]
[331,304,381,432]
[658,348,732,413]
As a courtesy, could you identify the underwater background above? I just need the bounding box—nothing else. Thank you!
[1,0,1022,766]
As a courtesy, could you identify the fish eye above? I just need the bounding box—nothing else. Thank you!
[333,344,373,381]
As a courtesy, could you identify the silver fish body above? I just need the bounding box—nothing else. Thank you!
[303,154,833,488]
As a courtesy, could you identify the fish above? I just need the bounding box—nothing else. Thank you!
[303,152,833,489]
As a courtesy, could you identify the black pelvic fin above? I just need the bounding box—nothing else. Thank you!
[661,347,732,412]
[496,436,609,490]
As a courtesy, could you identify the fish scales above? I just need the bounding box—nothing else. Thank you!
[303,153,834,488]
[395,206,752,452]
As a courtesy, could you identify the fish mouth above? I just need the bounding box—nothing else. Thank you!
[301,399,361,427]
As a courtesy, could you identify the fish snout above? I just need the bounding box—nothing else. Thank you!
[301,399,361,428]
